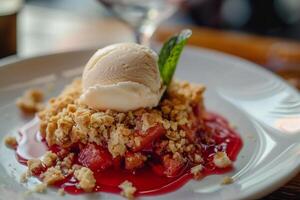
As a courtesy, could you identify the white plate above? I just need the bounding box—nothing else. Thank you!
[1,46,300,200]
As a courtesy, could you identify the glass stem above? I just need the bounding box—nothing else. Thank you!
[134,22,157,46]
[134,29,143,45]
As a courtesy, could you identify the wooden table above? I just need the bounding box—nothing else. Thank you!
[14,5,300,200]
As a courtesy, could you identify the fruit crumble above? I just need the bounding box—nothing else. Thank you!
[5,30,242,199]
[16,78,241,198]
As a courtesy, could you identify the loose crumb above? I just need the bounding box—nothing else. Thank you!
[33,183,47,193]
[20,172,28,183]
[74,167,96,192]
[119,180,136,199]
[4,135,18,149]
[58,188,65,196]
[221,176,234,185]
[16,89,44,114]
[213,152,232,168]
[191,164,203,179]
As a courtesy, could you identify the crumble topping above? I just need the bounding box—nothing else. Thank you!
[141,112,161,132]
[42,166,65,185]
[27,159,43,176]
[24,149,96,191]
[119,180,136,199]
[16,89,44,114]
[61,153,75,169]
[42,151,57,167]
[38,80,205,163]
[74,167,96,192]
[4,135,18,149]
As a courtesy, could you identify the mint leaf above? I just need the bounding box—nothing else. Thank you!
[158,29,192,86]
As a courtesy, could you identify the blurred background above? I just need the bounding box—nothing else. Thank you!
[1,0,300,90]
[2,0,300,55]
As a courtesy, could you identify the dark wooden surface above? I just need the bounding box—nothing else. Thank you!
[9,5,300,200]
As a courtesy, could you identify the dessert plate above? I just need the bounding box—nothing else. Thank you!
[1,46,300,200]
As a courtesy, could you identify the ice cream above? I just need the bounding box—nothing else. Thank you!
[80,43,165,112]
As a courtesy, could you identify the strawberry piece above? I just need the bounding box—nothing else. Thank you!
[125,152,145,170]
[133,125,166,152]
[192,104,201,117]
[162,155,184,177]
[48,144,62,154]
[78,144,113,171]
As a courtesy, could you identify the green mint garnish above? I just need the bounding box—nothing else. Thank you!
[158,29,192,86]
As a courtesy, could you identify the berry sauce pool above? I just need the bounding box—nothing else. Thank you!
[15,112,243,196]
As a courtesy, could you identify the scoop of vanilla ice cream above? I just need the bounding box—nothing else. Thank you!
[80,43,165,112]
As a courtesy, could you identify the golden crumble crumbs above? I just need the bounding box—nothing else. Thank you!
[191,164,203,179]
[61,153,75,169]
[221,176,234,185]
[42,166,65,185]
[141,112,162,132]
[38,79,205,161]
[16,89,44,114]
[33,183,47,193]
[4,135,18,149]
[27,159,43,176]
[20,172,28,183]
[58,188,65,196]
[42,151,57,167]
[213,152,232,168]
[119,180,136,199]
[108,124,129,158]
[74,167,96,192]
